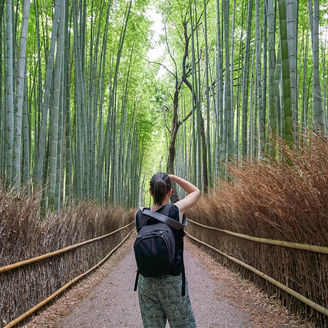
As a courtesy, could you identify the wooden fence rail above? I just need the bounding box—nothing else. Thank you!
[1,222,135,328]
[186,220,328,318]
[0,221,134,274]
[188,218,328,254]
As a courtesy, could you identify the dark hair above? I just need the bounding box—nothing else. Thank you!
[150,172,172,206]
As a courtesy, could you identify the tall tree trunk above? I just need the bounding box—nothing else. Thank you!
[167,87,180,175]
[308,0,324,133]
[279,0,293,146]
[102,0,131,196]
[55,60,65,209]
[287,0,298,138]
[255,0,262,158]
[241,0,253,157]
[73,0,89,198]
[48,0,65,209]
[268,0,276,139]
[64,0,72,204]
[166,18,194,179]
[0,0,4,180]
[203,0,212,187]
[234,0,246,163]
[22,77,30,185]
[260,0,267,156]
[223,0,233,159]
[13,0,30,187]
[5,0,14,185]
[96,0,111,201]
[301,25,309,145]
[34,0,62,189]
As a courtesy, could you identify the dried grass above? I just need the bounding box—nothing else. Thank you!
[0,192,134,327]
[187,135,328,327]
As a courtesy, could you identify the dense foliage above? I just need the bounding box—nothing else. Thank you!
[0,0,162,209]
[0,0,327,204]
[150,0,328,194]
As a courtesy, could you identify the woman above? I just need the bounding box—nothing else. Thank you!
[135,172,200,328]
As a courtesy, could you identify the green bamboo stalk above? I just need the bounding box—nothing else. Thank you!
[48,0,65,210]
[64,0,72,204]
[261,0,267,154]
[274,41,282,140]
[96,0,111,201]
[55,53,65,209]
[34,0,62,189]
[248,51,255,158]
[241,0,253,157]
[301,25,309,143]
[308,0,324,134]
[22,76,30,185]
[230,0,236,159]
[74,0,89,197]
[5,0,14,185]
[203,0,212,188]
[279,0,293,146]
[268,0,276,141]
[287,0,298,137]
[0,1,5,180]
[234,0,246,163]
[13,0,30,188]
[223,0,233,160]
[255,0,262,159]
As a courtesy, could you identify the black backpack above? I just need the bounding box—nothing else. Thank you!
[133,207,187,295]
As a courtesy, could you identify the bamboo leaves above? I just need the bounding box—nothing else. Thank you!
[1,0,328,206]
[0,0,152,210]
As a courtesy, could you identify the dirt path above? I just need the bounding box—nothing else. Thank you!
[23,234,313,328]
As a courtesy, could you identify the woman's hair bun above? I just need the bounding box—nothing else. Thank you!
[150,172,172,206]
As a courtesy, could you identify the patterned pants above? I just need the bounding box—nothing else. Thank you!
[138,274,197,328]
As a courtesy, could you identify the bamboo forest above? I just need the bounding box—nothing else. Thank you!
[1,0,328,327]
[0,0,327,208]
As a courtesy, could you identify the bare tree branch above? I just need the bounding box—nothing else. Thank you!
[181,21,190,77]
[162,105,172,133]
[164,20,178,78]
[144,58,176,79]
[180,109,193,125]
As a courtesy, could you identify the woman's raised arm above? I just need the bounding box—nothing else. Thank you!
[169,174,200,215]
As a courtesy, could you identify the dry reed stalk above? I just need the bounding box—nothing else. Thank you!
[186,134,328,327]
[0,191,134,328]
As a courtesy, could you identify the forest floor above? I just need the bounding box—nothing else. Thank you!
[22,233,314,328]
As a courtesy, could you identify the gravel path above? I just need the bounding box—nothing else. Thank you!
[23,234,313,328]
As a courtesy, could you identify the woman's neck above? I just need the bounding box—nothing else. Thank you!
[151,203,165,211]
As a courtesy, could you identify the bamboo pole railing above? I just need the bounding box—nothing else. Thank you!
[188,218,328,254]
[4,227,135,328]
[0,221,134,274]
[185,231,328,317]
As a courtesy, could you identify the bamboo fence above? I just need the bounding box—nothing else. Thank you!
[188,219,328,255]
[186,219,328,326]
[0,221,134,328]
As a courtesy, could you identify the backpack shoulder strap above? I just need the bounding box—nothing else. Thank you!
[139,207,187,230]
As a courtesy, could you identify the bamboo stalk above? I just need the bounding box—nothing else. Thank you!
[4,228,135,328]
[185,231,328,317]
[0,221,134,274]
[188,219,328,254]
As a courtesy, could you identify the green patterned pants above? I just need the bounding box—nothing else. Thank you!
[138,274,197,328]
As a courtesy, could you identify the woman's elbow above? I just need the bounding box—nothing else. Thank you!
[194,189,201,199]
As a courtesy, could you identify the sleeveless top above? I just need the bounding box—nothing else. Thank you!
[135,203,185,276]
